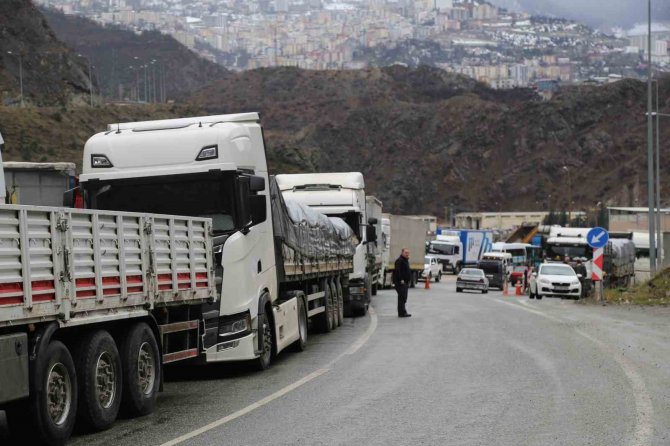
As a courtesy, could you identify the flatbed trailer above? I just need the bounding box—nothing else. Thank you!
[0,204,215,444]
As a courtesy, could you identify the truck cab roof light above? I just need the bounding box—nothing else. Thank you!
[196,145,218,161]
[91,155,113,168]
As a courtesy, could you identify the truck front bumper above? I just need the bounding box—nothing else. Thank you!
[204,332,257,363]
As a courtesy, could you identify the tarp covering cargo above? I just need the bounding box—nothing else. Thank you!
[604,238,636,287]
[609,239,636,268]
[270,176,356,277]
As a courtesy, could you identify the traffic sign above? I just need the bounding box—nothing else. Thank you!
[587,227,609,249]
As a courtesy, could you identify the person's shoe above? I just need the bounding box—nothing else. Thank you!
[399,313,412,318]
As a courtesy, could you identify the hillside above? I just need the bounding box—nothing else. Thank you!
[41,7,229,102]
[1,54,668,216]
[0,0,90,106]
[187,66,670,216]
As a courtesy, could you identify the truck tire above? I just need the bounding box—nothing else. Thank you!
[313,280,333,333]
[328,281,338,331]
[335,280,344,327]
[436,272,442,283]
[371,282,378,296]
[255,310,274,370]
[29,340,78,445]
[409,272,416,288]
[120,322,160,417]
[292,294,308,352]
[74,330,122,432]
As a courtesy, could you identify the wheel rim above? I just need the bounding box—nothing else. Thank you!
[96,351,116,409]
[46,362,72,426]
[137,342,156,396]
[299,305,307,342]
[262,315,272,359]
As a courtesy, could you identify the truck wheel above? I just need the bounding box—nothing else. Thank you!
[409,272,416,288]
[371,282,378,296]
[120,322,160,417]
[293,295,308,352]
[335,280,344,326]
[31,340,78,445]
[328,281,338,331]
[74,330,122,432]
[313,280,332,333]
[255,311,274,370]
[436,272,441,283]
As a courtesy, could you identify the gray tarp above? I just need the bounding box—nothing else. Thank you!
[270,176,357,261]
[609,239,636,268]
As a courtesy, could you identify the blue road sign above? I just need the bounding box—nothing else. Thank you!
[587,227,609,249]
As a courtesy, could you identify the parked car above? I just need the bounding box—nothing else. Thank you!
[456,268,489,294]
[529,263,582,300]
[422,256,442,282]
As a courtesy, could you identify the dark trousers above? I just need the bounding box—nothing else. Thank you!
[395,284,408,315]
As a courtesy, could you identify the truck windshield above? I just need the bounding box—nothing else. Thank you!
[429,242,457,255]
[85,172,237,235]
[546,244,592,261]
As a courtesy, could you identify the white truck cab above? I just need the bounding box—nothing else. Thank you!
[81,114,277,364]
[276,172,372,314]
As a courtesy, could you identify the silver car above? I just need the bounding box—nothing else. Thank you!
[456,268,489,294]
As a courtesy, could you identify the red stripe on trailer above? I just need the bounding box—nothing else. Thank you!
[126,275,144,294]
[32,280,56,302]
[195,272,208,288]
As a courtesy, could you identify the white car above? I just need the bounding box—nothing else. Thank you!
[456,268,489,293]
[422,256,442,282]
[529,263,582,300]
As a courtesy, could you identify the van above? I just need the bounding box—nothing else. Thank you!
[477,259,506,290]
[480,252,512,275]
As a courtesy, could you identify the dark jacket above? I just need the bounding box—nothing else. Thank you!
[574,263,587,279]
[393,255,411,286]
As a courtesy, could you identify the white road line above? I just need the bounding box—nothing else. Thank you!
[160,307,379,446]
[491,297,654,446]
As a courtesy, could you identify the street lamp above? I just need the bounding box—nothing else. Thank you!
[562,166,572,223]
[77,54,94,107]
[646,0,656,274]
[6,51,24,107]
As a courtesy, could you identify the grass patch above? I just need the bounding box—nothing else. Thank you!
[603,268,670,306]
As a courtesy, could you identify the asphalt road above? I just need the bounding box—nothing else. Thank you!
[3,276,669,446]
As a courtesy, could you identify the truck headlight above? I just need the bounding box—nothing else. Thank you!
[219,314,251,337]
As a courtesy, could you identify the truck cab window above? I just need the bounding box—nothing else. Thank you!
[86,172,238,234]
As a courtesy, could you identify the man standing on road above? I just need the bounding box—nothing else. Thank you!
[573,259,588,298]
[393,248,412,318]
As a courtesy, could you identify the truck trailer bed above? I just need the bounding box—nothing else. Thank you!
[0,205,215,328]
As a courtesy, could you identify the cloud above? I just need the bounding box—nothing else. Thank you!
[488,0,670,30]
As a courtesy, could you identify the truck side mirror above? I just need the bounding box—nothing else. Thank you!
[250,195,267,226]
[236,176,252,230]
[249,175,265,192]
[366,225,377,243]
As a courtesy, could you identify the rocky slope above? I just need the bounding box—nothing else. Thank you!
[41,7,229,102]
[0,0,91,106]
[187,66,669,216]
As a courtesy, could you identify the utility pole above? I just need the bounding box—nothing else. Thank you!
[77,54,94,106]
[646,0,657,275]
[7,51,24,107]
[655,80,663,268]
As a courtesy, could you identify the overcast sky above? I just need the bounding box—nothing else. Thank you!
[489,0,670,31]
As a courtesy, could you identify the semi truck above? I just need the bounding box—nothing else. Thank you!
[428,229,493,274]
[365,196,384,295]
[0,113,357,444]
[382,214,426,288]
[275,172,377,315]
[3,162,77,206]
